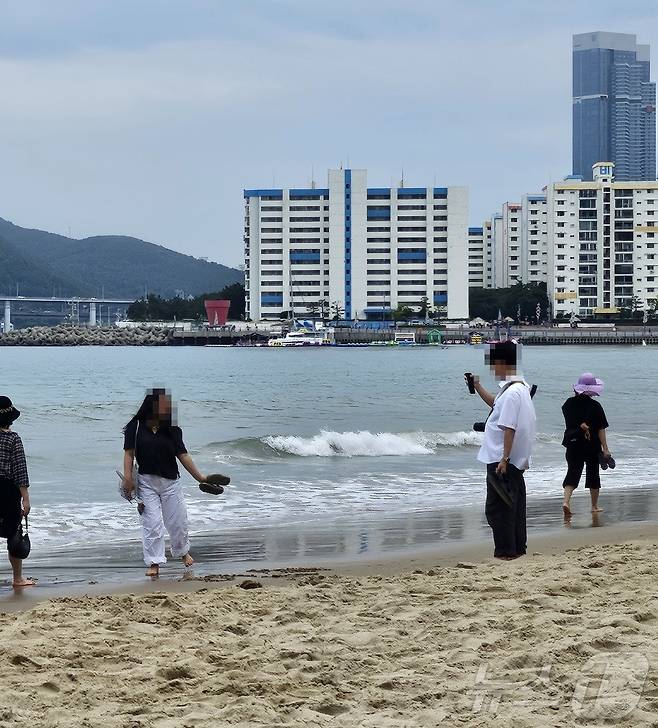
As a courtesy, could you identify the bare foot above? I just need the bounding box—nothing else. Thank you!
[562,503,572,516]
[591,507,603,513]
[182,553,194,568]
[12,577,37,588]
[145,565,159,577]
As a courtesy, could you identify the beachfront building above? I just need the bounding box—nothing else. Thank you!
[467,227,486,288]
[520,193,549,284]
[502,202,522,286]
[244,169,470,321]
[487,204,525,288]
[480,198,549,290]
[482,219,494,288]
[547,162,658,318]
[573,32,656,182]
[490,213,503,288]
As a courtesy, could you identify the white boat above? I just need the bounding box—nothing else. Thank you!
[268,328,332,347]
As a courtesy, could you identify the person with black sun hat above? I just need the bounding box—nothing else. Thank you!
[0,396,35,587]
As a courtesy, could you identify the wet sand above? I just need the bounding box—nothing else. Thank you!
[1,524,658,726]
[11,484,658,596]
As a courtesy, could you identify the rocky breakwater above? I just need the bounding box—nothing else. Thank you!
[0,324,171,346]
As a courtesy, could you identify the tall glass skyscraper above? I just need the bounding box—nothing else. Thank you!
[573,32,656,181]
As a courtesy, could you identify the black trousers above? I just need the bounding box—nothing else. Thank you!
[485,463,527,558]
[563,447,601,489]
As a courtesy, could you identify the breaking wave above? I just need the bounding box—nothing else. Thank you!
[210,430,483,461]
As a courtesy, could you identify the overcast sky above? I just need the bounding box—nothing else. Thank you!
[1,0,657,267]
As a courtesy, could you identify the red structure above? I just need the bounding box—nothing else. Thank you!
[204,299,230,327]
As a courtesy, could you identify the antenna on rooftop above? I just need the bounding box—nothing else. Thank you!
[399,167,405,188]
[311,164,315,189]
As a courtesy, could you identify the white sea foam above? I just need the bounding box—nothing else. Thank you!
[262,430,482,457]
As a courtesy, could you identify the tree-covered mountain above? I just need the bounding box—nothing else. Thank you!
[0,217,243,299]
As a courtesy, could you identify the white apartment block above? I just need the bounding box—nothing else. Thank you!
[483,219,494,288]
[244,169,470,321]
[479,195,549,289]
[520,193,549,284]
[491,212,504,287]
[502,202,523,285]
[467,227,485,287]
[548,162,658,317]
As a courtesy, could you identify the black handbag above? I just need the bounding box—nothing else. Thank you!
[7,516,30,560]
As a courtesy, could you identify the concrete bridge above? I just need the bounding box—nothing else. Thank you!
[2,296,133,331]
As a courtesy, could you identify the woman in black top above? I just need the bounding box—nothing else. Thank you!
[123,388,208,577]
[561,373,612,516]
[0,396,35,587]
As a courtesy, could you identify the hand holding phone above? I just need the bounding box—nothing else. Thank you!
[464,372,476,394]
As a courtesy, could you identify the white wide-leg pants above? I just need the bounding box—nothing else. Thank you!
[137,474,190,566]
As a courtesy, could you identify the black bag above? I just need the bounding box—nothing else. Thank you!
[0,475,21,539]
[7,517,30,560]
[564,425,585,446]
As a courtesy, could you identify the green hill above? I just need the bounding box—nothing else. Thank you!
[0,217,243,299]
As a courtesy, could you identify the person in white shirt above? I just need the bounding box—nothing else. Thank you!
[467,341,537,560]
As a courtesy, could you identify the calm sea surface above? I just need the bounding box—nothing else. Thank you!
[1,345,657,584]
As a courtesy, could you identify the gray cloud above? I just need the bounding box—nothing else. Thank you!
[0,0,656,267]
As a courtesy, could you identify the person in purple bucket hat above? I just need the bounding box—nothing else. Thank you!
[561,372,614,517]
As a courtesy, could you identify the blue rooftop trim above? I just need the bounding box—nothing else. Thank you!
[244,188,283,199]
[526,194,547,201]
[367,188,391,195]
[433,187,448,195]
[397,187,427,195]
[289,188,329,199]
[468,227,484,234]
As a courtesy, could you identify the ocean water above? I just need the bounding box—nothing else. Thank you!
[1,345,657,581]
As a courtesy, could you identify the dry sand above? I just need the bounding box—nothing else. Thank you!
[2,535,658,727]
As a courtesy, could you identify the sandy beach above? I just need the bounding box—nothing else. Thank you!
[0,526,657,727]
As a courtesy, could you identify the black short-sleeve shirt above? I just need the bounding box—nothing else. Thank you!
[561,395,609,450]
[123,420,187,480]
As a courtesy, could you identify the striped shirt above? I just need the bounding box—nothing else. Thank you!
[0,431,30,487]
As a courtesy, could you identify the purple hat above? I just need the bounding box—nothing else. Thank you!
[573,372,604,396]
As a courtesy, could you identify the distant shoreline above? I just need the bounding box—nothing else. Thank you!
[1,323,657,346]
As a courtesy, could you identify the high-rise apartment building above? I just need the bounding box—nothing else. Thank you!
[573,32,656,181]
[244,169,469,321]
[467,227,485,288]
[520,193,549,284]
[548,162,658,317]
[483,220,494,288]
[478,194,550,289]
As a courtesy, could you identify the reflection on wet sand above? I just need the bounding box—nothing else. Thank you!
[12,485,658,587]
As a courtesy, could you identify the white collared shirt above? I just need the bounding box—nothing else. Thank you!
[477,376,537,470]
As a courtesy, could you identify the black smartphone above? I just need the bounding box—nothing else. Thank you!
[465,372,476,394]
